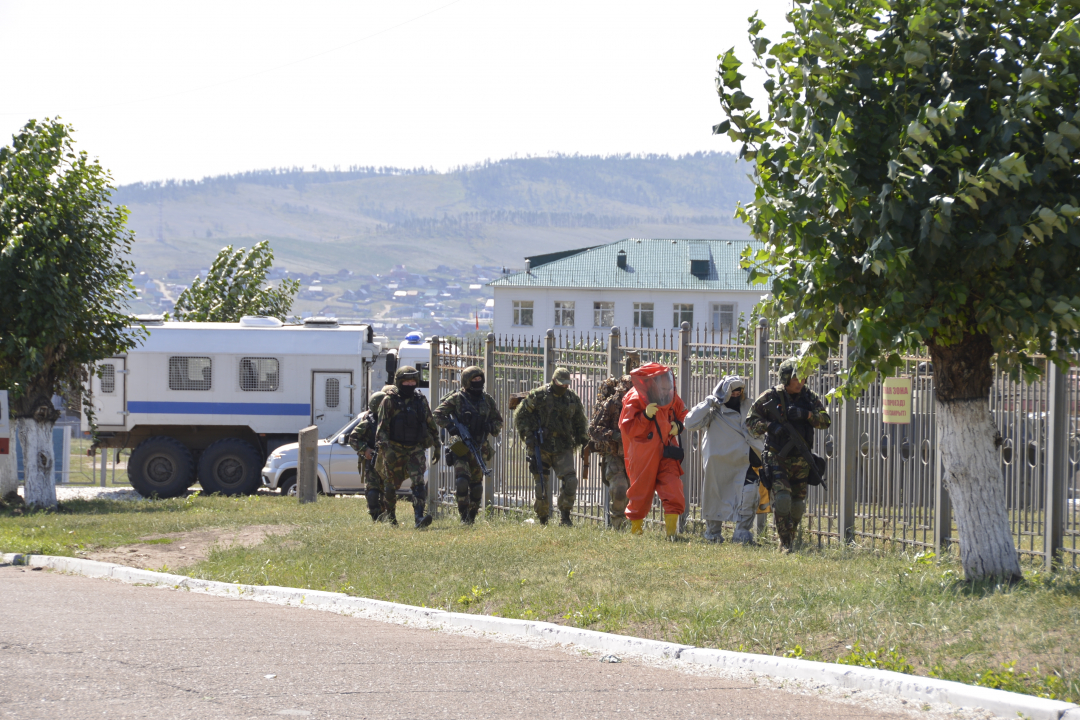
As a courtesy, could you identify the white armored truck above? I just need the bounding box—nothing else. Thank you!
[83,316,384,498]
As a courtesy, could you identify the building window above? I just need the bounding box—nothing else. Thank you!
[513,300,534,326]
[100,364,116,394]
[169,357,212,391]
[554,301,575,327]
[711,303,735,333]
[239,357,280,392]
[673,304,694,328]
[593,302,614,327]
[633,302,654,329]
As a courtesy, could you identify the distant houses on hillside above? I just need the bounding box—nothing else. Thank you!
[488,238,768,340]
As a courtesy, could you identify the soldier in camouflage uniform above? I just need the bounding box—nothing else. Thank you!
[513,367,590,526]
[375,366,440,529]
[588,352,640,530]
[433,366,504,525]
[347,385,393,522]
[745,358,831,552]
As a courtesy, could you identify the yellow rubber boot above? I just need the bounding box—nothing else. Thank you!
[664,513,679,539]
[630,519,644,535]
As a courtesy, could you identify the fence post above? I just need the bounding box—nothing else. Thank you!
[484,332,496,511]
[298,425,318,504]
[678,321,691,532]
[543,328,555,509]
[608,327,621,378]
[754,318,769,534]
[100,446,107,488]
[838,334,857,543]
[755,318,770,398]
[543,328,556,382]
[1045,360,1067,571]
[427,335,441,517]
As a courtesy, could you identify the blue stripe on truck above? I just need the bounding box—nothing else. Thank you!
[127,401,311,416]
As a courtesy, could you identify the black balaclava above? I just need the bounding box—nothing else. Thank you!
[724,396,742,412]
[551,383,568,396]
[399,385,416,399]
[468,378,484,397]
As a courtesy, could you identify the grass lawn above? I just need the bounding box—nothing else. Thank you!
[2,492,1077,702]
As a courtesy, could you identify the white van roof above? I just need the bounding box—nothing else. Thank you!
[130,322,368,356]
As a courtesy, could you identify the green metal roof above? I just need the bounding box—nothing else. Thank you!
[489,238,767,291]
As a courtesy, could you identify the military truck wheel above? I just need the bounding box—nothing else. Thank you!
[198,439,262,495]
[277,471,298,497]
[128,437,195,499]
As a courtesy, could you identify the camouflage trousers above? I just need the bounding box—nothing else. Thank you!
[764,448,810,549]
[601,453,629,530]
[359,462,385,520]
[453,445,493,514]
[376,442,429,513]
[529,449,577,519]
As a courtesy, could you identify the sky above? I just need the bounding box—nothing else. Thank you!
[0,0,790,185]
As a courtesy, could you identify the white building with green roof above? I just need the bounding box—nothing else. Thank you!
[488,238,768,339]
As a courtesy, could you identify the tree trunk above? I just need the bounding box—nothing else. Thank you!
[929,333,1022,583]
[17,417,57,509]
[936,398,1022,582]
[0,450,17,498]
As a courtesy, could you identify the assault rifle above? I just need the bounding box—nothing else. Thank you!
[766,400,826,488]
[448,415,492,476]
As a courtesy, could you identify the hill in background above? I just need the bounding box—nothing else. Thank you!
[116,152,754,338]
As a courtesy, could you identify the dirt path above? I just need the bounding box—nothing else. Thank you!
[85,524,290,569]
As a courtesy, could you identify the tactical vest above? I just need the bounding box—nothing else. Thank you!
[767,388,815,455]
[457,391,488,439]
[388,397,425,446]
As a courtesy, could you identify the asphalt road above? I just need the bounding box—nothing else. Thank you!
[0,565,908,719]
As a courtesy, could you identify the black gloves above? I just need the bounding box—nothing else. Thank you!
[788,407,811,421]
[768,422,786,437]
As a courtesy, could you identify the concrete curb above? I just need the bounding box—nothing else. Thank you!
[5,552,1077,720]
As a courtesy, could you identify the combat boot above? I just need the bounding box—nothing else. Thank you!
[414,503,433,529]
[383,508,398,527]
[559,509,573,527]
[465,507,479,525]
[610,516,627,531]
[538,515,549,525]
[458,503,471,524]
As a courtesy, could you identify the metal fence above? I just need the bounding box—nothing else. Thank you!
[426,320,1080,570]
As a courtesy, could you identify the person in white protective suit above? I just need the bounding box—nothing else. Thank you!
[683,376,764,543]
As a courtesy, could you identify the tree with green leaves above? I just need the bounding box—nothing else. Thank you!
[169,241,299,322]
[0,118,143,508]
[715,1,1080,581]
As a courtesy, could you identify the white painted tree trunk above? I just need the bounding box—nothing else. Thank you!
[18,417,56,508]
[0,450,17,498]
[936,398,1022,582]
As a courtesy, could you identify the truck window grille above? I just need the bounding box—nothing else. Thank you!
[100,364,116,394]
[169,357,212,391]
[325,378,340,408]
[239,357,280,392]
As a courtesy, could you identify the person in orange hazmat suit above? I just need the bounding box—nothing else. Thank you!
[619,362,687,539]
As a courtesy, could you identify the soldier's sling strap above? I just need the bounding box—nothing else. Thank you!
[768,390,826,488]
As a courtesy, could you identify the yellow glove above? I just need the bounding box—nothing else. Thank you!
[669,421,680,436]
[644,403,658,419]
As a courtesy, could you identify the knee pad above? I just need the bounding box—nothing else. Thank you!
[454,475,470,498]
[773,489,792,516]
[791,499,806,523]
[411,482,427,504]
[560,473,579,496]
[469,483,484,503]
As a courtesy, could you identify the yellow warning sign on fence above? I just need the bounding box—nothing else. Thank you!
[882,377,912,424]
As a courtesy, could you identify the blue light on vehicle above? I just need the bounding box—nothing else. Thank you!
[405,332,423,344]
